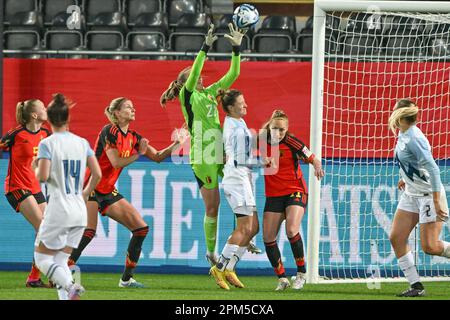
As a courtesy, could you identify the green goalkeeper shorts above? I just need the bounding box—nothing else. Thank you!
[191,163,223,190]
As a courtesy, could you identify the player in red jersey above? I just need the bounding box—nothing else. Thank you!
[0,99,51,287]
[261,110,324,291]
[68,97,187,287]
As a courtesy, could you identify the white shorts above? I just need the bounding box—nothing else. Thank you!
[397,189,449,224]
[223,175,256,216]
[35,222,85,250]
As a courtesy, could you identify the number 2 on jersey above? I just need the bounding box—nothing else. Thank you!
[424,204,431,217]
[63,160,81,194]
[207,104,216,118]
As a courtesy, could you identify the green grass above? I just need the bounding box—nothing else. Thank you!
[0,271,449,300]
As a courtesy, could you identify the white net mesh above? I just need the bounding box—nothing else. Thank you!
[320,11,450,280]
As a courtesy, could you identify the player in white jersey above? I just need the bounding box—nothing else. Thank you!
[209,89,272,290]
[33,94,101,300]
[388,99,450,297]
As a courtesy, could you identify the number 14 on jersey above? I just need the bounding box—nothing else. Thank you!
[63,160,81,195]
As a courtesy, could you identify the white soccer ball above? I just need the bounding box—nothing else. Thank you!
[232,4,259,29]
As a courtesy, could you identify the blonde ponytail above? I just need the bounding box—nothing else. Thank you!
[388,99,418,135]
[260,109,290,142]
[16,99,40,125]
[262,109,289,132]
[105,97,127,125]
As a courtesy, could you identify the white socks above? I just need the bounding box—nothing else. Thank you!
[54,252,73,300]
[226,246,247,271]
[398,251,420,286]
[440,241,450,258]
[217,244,239,271]
[34,252,73,299]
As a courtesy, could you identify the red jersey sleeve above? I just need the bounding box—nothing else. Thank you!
[102,125,119,151]
[285,134,315,164]
[0,134,13,151]
[0,126,22,151]
[131,130,143,152]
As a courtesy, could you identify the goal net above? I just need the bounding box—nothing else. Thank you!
[308,1,450,282]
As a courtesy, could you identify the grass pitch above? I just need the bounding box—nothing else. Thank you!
[0,271,449,300]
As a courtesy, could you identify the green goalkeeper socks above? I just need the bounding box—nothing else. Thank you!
[204,215,218,254]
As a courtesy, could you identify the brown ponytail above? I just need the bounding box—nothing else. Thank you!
[160,67,191,107]
[47,93,73,127]
[16,99,40,126]
[218,89,242,113]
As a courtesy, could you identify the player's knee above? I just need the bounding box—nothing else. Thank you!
[205,205,219,217]
[238,224,253,239]
[389,232,404,247]
[286,228,299,239]
[421,242,441,255]
[388,232,396,244]
[34,252,54,275]
[263,234,276,243]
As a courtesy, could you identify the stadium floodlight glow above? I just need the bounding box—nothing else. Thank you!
[307,0,450,284]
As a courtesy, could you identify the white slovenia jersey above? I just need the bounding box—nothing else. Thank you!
[222,116,260,184]
[37,131,94,227]
[394,125,442,196]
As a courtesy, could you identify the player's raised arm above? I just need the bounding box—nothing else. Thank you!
[184,24,218,93]
[159,24,218,109]
[207,23,244,94]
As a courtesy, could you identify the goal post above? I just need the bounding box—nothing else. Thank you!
[306,0,326,285]
[307,0,450,283]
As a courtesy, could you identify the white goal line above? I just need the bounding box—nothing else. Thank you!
[316,277,450,284]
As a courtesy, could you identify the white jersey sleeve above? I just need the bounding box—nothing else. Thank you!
[407,129,441,191]
[37,140,51,160]
[395,125,442,195]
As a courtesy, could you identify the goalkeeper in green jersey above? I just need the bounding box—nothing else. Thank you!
[160,23,248,266]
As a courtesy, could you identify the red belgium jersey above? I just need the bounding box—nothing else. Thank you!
[89,124,142,194]
[0,125,51,194]
[264,134,315,197]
